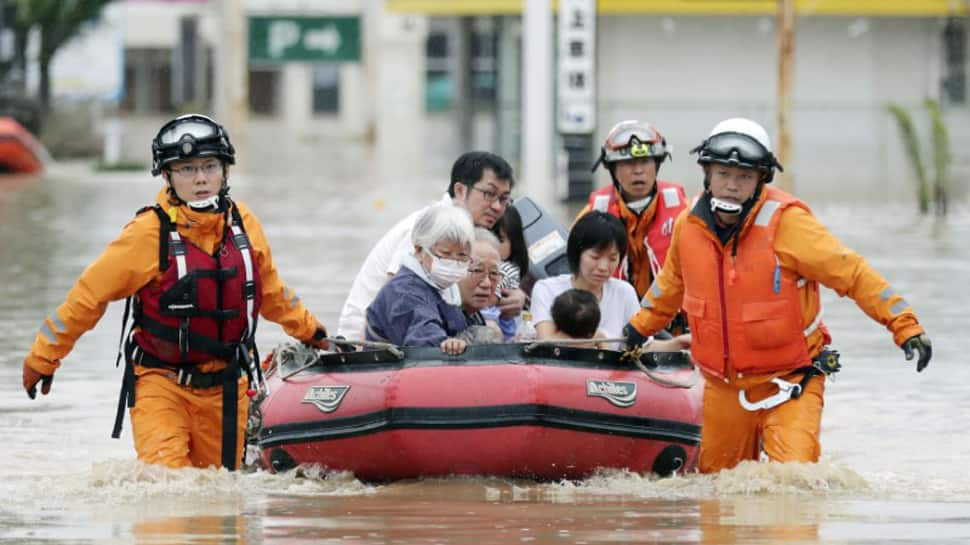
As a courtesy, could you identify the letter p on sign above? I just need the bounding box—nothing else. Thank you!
[269,21,300,58]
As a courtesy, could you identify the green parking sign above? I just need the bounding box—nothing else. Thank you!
[249,16,361,63]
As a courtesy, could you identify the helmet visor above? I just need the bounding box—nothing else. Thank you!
[700,133,773,168]
[157,119,219,146]
[605,125,659,152]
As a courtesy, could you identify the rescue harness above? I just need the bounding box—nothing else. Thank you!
[737,348,842,411]
[112,201,263,470]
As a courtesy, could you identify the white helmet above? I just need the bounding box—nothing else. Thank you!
[691,117,783,182]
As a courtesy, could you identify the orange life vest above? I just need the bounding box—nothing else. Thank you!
[587,181,687,296]
[678,186,828,379]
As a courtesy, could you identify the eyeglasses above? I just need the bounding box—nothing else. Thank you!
[468,266,501,283]
[470,186,512,206]
[170,161,223,178]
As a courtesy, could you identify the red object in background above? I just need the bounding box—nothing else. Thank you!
[0,117,46,174]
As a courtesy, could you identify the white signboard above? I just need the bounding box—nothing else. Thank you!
[557,0,596,134]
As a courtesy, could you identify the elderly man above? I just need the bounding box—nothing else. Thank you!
[456,229,505,345]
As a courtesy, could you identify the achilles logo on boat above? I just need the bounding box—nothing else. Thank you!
[586,380,637,408]
[302,385,351,413]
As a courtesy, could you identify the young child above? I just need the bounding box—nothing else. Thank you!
[548,288,608,348]
[489,206,530,340]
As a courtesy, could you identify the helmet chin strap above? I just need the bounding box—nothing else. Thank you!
[167,178,230,213]
[709,197,743,216]
[186,194,220,211]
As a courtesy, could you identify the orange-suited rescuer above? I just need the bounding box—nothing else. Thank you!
[622,117,932,473]
[577,120,688,301]
[22,114,330,470]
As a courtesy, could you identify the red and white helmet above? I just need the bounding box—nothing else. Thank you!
[593,120,670,171]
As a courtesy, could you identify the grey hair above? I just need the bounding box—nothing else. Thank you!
[412,204,475,250]
[474,227,501,253]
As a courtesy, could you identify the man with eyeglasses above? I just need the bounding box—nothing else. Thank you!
[21,114,331,471]
[578,120,688,303]
[456,229,505,344]
[337,151,526,342]
[622,117,932,473]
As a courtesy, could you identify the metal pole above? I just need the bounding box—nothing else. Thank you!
[521,0,554,207]
[217,0,248,171]
[776,0,795,192]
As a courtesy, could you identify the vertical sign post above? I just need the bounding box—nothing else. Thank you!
[557,0,595,135]
[557,0,596,200]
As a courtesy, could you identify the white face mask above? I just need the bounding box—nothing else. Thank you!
[424,250,469,289]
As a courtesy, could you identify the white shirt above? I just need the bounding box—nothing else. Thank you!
[530,274,640,346]
[337,193,456,339]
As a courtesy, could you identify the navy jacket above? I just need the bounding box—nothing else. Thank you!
[365,267,468,347]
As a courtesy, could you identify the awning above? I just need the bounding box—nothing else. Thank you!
[385,0,966,17]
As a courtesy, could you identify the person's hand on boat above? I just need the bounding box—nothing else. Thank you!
[622,322,650,351]
[440,337,467,355]
[22,358,54,399]
[497,287,526,319]
[902,333,932,372]
[303,322,330,351]
[646,333,692,353]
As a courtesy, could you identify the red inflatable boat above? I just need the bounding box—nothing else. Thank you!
[252,343,703,481]
[0,117,46,174]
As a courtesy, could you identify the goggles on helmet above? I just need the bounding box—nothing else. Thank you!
[593,121,670,171]
[692,132,784,174]
[151,114,235,176]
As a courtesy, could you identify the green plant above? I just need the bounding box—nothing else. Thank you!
[886,103,930,214]
[924,98,951,216]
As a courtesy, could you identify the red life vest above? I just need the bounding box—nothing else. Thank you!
[587,181,687,294]
[677,186,828,379]
[131,205,261,366]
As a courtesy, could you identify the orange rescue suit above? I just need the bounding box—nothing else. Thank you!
[24,188,321,469]
[578,181,687,298]
[628,185,925,471]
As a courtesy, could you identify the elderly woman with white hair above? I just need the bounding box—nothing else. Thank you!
[365,204,475,355]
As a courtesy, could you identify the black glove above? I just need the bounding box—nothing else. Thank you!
[304,323,329,350]
[622,323,650,351]
[902,334,932,372]
[23,362,53,399]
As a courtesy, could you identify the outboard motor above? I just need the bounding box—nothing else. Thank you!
[512,197,570,281]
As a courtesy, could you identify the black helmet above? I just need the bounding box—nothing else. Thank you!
[690,118,783,183]
[151,114,235,176]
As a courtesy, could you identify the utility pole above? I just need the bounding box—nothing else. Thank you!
[217,0,248,171]
[776,0,795,192]
[522,0,554,207]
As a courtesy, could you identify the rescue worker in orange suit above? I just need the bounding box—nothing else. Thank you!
[623,117,932,473]
[21,114,330,470]
[577,120,688,301]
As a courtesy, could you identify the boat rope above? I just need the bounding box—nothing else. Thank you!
[322,336,406,358]
[276,338,406,380]
[633,358,700,389]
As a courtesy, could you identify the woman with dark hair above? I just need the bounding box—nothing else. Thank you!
[530,211,639,347]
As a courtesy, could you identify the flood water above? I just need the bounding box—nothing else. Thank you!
[1,158,968,544]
